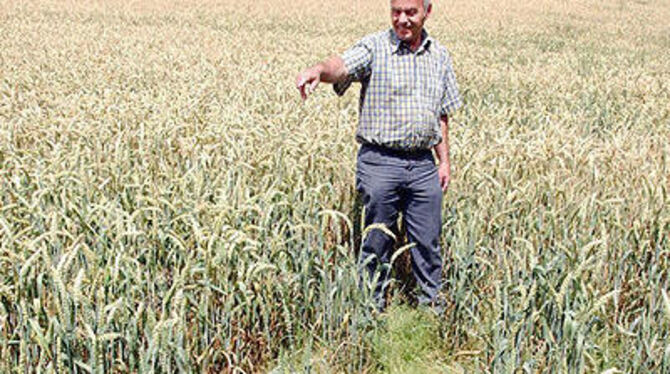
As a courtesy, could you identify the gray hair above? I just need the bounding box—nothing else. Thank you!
[391,0,431,11]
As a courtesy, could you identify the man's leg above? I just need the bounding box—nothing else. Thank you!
[356,145,403,311]
[403,158,444,308]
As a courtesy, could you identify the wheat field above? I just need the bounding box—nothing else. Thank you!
[0,0,668,372]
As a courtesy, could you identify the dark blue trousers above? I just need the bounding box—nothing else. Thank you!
[356,144,444,310]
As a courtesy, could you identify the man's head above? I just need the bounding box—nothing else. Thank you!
[390,0,432,46]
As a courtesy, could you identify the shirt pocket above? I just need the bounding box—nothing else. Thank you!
[371,59,397,107]
[389,55,413,97]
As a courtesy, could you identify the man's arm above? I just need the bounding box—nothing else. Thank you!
[434,114,450,192]
[296,56,348,100]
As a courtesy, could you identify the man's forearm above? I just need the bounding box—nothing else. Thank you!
[312,55,347,84]
[434,115,450,165]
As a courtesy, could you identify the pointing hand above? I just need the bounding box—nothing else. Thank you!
[296,67,321,100]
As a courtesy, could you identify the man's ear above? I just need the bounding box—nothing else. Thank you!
[425,3,432,19]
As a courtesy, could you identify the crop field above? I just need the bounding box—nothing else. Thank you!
[1,0,669,372]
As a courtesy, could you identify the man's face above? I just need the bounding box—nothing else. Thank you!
[391,0,431,44]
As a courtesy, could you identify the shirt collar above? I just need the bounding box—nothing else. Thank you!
[389,28,432,54]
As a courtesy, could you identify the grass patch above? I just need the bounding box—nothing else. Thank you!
[371,305,449,374]
[271,304,462,373]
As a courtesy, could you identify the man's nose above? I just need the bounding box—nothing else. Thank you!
[399,12,408,24]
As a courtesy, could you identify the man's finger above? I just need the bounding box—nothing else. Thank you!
[296,75,306,98]
[309,78,319,92]
[440,177,449,191]
[300,84,307,100]
[297,79,308,100]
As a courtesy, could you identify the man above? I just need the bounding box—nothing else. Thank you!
[295,0,461,312]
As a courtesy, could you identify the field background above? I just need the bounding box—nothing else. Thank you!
[1,0,669,372]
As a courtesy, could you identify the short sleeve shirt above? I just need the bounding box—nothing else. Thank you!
[334,29,462,151]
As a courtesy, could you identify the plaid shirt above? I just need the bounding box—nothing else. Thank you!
[334,29,462,151]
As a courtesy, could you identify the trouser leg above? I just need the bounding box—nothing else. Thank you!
[403,160,444,305]
[355,147,402,310]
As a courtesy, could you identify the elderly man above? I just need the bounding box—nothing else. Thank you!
[296,0,461,311]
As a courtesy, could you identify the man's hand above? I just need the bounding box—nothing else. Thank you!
[296,66,322,100]
[296,57,347,101]
[438,162,450,192]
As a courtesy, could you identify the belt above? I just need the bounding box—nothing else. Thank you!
[361,143,432,159]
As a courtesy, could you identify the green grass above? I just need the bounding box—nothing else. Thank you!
[371,305,448,374]
[271,304,465,374]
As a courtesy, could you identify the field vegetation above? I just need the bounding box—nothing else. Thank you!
[1,0,669,372]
